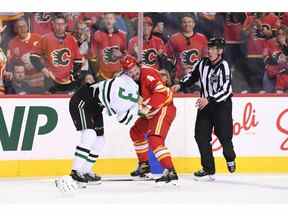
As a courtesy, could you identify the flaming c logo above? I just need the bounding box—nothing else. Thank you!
[51,48,71,66]
[35,13,51,23]
[181,49,199,66]
[142,48,158,66]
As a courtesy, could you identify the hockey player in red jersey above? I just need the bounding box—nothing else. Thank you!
[121,55,178,184]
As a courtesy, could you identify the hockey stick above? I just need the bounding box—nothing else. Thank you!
[101,177,155,182]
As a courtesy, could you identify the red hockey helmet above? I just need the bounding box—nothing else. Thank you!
[121,55,137,70]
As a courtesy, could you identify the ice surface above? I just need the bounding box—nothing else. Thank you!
[1,174,288,204]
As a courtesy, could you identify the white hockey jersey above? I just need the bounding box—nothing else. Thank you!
[95,73,139,125]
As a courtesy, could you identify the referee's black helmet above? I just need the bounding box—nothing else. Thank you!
[208,37,225,49]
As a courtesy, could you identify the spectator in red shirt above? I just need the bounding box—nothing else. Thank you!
[241,13,267,93]
[30,13,83,94]
[128,16,167,70]
[166,14,208,92]
[222,13,246,86]
[263,26,288,92]
[89,13,127,81]
[266,52,288,93]
[7,18,45,89]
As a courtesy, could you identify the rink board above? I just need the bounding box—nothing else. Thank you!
[0,94,287,177]
[1,157,288,177]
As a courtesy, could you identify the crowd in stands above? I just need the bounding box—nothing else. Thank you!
[0,12,288,95]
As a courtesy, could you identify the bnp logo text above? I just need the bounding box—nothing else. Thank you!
[0,106,58,151]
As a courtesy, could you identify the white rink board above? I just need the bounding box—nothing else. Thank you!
[0,96,287,160]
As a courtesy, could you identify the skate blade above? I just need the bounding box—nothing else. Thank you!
[155,180,180,187]
[193,175,215,182]
[88,180,102,185]
[132,173,155,181]
[76,181,88,188]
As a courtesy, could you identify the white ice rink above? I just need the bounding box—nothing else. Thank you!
[1,174,288,204]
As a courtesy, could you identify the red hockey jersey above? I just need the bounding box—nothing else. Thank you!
[128,35,166,70]
[139,66,173,117]
[243,15,266,57]
[166,32,208,80]
[32,32,82,84]
[7,32,44,87]
[263,38,282,58]
[31,13,53,35]
[90,29,127,79]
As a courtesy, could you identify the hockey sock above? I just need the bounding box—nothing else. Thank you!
[148,135,174,169]
[72,129,97,173]
[133,140,149,162]
[83,136,105,174]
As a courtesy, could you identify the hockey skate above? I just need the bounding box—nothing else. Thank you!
[155,168,178,185]
[193,169,215,181]
[130,161,154,180]
[70,170,88,188]
[227,161,236,173]
[84,172,102,185]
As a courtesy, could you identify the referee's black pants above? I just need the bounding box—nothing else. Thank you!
[194,97,236,174]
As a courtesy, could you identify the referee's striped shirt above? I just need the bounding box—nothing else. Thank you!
[180,57,232,103]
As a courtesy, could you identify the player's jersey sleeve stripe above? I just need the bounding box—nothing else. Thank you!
[102,80,116,116]
[102,81,112,116]
[119,110,130,123]
[107,78,115,103]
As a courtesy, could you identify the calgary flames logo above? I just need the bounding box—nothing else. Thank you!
[103,46,120,64]
[51,48,71,66]
[142,48,158,66]
[34,13,51,23]
[181,49,199,66]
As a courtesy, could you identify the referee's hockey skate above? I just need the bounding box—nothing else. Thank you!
[227,161,236,173]
[193,169,215,182]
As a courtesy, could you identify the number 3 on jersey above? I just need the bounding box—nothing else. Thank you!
[118,87,139,103]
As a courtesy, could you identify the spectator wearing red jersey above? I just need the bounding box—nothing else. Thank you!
[260,13,281,39]
[30,13,83,94]
[166,14,208,92]
[266,52,288,93]
[241,13,267,93]
[128,16,167,70]
[76,12,104,33]
[222,13,246,86]
[30,12,53,35]
[89,13,127,81]
[7,18,45,89]
[263,26,288,92]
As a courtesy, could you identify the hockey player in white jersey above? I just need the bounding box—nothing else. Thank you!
[55,56,140,192]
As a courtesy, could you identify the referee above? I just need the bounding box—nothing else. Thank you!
[172,37,236,181]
